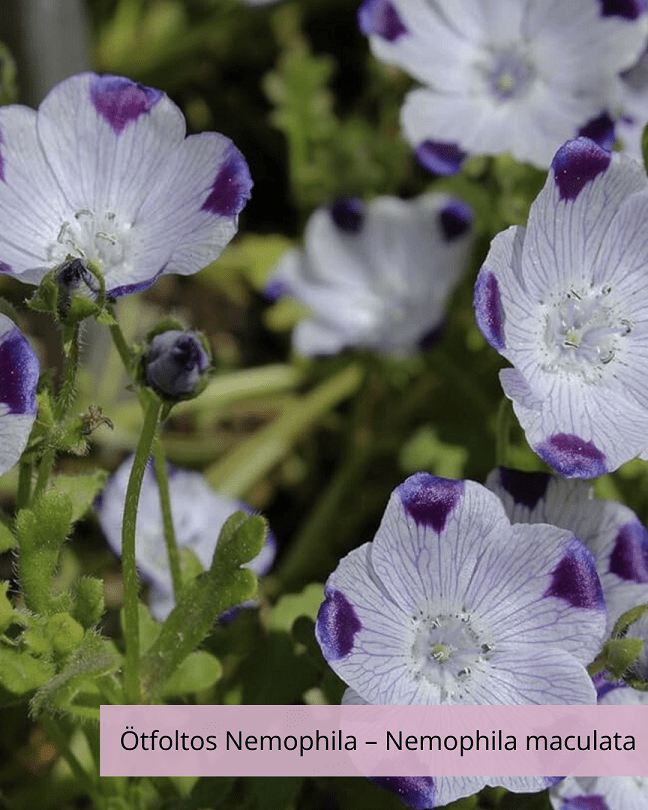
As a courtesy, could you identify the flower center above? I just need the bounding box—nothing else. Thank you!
[410,610,494,702]
[478,48,535,101]
[46,209,134,282]
[540,286,632,382]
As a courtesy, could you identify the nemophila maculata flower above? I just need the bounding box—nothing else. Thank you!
[143,329,210,401]
[266,194,473,356]
[475,136,648,477]
[316,473,604,808]
[358,0,647,172]
[95,457,276,621]
[486,467,648,633]
[0,72,252,297]
[0,313,39,476]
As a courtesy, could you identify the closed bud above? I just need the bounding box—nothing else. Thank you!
[143,329,210,400]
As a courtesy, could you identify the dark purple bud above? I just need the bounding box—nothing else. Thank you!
[55,258,101,314]
[144,330,210,400]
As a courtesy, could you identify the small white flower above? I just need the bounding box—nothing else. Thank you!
[0,73,252,296]
[475,137,648,477]
[267,194,473,356]
[95,457,276,620]
[359,0,648,170]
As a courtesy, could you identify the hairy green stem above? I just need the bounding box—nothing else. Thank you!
[33,447,55,501]
[55,324,80,420]
[16,461,32,509]
[152,435,182,601]
[122,394,162,704]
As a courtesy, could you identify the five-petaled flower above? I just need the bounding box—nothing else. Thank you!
[0,73,252,297]
[0,313,39,476]
[475,137,648,477]
[95,457,276,620]
[358,0,647,172]
[266,194,472,356]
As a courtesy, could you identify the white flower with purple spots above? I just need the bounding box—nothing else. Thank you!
[358,0,647,172]
[316,473,605,807]
[486,467,648,633]
[0,73,252,297]
[266,194,473,356]
[475,137,648,477]
[95,457,276,620]
[0,314,39,476]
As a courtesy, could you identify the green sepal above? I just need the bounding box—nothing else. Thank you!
[602,637,644,678]
[611,602,648,638]
[27,271,59,316]
[139,512,266,701]
[161,650,222,697]
[0,644,55,695]
[72,577,105,629]
[0,520,15,553]
[15,490,73,615]
[44,613,85,657]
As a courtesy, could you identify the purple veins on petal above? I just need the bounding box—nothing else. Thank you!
[600,0,647,19]
[397,472,463,533]
[201,144,253,217]
[536,433,608,478]
[0,262,11,273]
[0,329,39,414]
[561,796,610,810]
[415,140,466,176]
[370,777,436,810]
[474,269,505,351]
[439,200,472,241]
[578,113,616,152]
[90,75,163,135]
[592,671,626,701]
[609,519,648,582]
[497,467,551,510]
[544,537,605,611]
[358,0,408,41]
[316,588,362,661]
[330,198,365,233]
[551,138,611,201]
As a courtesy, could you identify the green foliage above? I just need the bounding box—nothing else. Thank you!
[71,577,106,629]
[162,651,222,697]
[602,637,645,679]
[0,645,55,695]
[50,471,108,523]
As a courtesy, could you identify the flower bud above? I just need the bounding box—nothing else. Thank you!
[55,258,100,314]
[144,329,210,400]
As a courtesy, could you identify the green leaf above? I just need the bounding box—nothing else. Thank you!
[162,651,222,697]
[240,631,320,704]
[139,513,266,701]
[0,644,55,694]
[248,776,303,810]
[169,777,235,810]
[0,520,15,552]
[72,577,105,629]
[266,582,324,633]
[16,490,74,615]
[0,581,17,634]
[611,602,648,638]
[49,471,108,523]
[399,425,469,478]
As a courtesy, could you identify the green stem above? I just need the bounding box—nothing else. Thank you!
[122,393,162,704]
[108,315,134,372]
[151,435,182,601]
[16,461,32,509]
[55,324,80,420]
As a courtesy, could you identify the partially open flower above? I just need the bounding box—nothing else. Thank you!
[143,329,210,401]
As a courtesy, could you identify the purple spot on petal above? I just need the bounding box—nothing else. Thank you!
[593,671,626,702]
[578,113,615,152]
[416,140,466,176]
[497,467,551,510]
[201,145,253,217]
[544,537,605,611]
[316,588,362,661]
[264,278,288,302]
[370,777,436,810]
[358,0,408,41]
[0,262,11,273]
[561,797,610,810]
[90,75,162,135]
[600,0,646,19]
[330,198,365,233]
[536,433,608,478]
[106,269,163,298]
[439,200,472,241]
[544,777,565,788]
[609,519,648,582]
[474,269,505,351]
[551,138,611,201]
[0,328,39,415]
[398,473,464,533]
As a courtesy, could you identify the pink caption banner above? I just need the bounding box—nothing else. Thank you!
[101,704,648,777]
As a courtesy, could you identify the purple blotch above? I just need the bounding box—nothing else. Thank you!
[536,433,608,478]
[398,473,464,533]
[316,588,362,661]
[544,777,565,788]
[578,113,615,152]
[593,671,626,701]
[201,145,253,217]
[439,200,472,241]
[544,537,605,611]
[561,796,610,810]
[551,138,611,201]
[263,278,289,302]
[474,269,506,351]
[107,269,163,298]
[330,198,365,233]
[416,140,466,176]
[90,75,163,135]
[600,0,647,19]
[0,262,11,273]
[497,467,551,510]
[609,519,648,582]
[0,328,39,415]
[358,0,408,41]
[370,777,436,810]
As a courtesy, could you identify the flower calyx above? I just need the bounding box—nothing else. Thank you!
[140,321,211,404]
